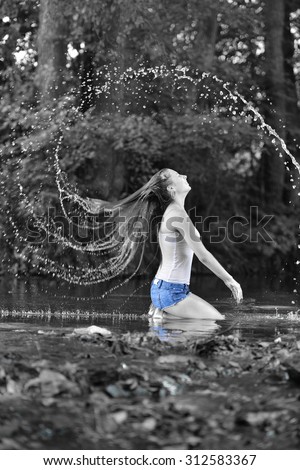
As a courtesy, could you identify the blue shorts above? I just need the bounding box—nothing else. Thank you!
[150,278,190,310]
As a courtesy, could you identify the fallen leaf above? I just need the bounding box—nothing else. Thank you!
[24,369,81,397]
[111,411,128,425]
[6,377,21,395]
[140,417,157,431]
[229,361,241,369]
[105,384,130,398]
[0,438,23,450]
[258,342,271,348]
[157,355,193,365]
[0,366,6,385]
[237,410,287,426]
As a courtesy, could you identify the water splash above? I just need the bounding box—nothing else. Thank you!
[1,65,299,294]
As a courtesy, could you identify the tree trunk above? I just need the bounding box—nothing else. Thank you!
[192,1,218,113]
[283,0,300,203]
[80,50,96,113]
[261,0,286,207]
[94,2,129,198]
[36,0,68,103]
[194,5,218,72]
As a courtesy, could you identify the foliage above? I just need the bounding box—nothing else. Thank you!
[0,0,299,278]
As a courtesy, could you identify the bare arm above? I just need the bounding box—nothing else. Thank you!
[167,206,243,303]
[194,246,233,282]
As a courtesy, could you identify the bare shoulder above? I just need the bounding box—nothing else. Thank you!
[160,203,187,233]
[165,204,201,240]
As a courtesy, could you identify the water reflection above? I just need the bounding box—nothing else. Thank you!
[0,275,299,341]
[148,316,221,343]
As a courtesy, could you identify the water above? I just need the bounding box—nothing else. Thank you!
[0,275,298,343]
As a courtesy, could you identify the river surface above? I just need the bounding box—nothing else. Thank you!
[0,274,299,343]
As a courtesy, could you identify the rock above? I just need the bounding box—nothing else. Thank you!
[157,355,193,365]
[161,376,182,395]
[237,410,286,426]
[0,438,23,450]
[0,366,6,385]
[196,359,207,370]
[140,417,157,431]
[277,349,291,362]
[89,391,111,405]
[60,362,80,376]
[283,353,300,384]
[203,369,218,379]
[263,372,289,384]
[132,386,149,397]
[105,384,130,398]
[171,400,200,414]
[258,342,271,348]
[73,325,112,336]
[185,435,201,446]
[37,330,56,335]
[6,378,21,395]
[32,360,51,370]
[111,411,128,425]
[229,361,241,369]
[41,398,57,407]
[121,378,138,391]
[24,369,81,397]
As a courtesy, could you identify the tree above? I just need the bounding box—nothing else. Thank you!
[261,0,286,207]
[36,0,69,102]
[0,0,299,276]
[283,0,300,202]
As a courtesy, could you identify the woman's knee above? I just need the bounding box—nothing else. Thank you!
[198,301,224,320]
[165,295,224,320]
[209,309,224,320]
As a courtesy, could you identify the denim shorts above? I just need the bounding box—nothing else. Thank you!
[150,278,190,310]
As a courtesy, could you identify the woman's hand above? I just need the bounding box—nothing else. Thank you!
[224,278,243,304]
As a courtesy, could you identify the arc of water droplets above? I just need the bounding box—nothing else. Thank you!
[6,64,300,287]
[211,76,300,176]
[208,73,300,277]
[5,186,148,289]
[6,142,144,286]
[3,173,144,285]
[99,64,300,176]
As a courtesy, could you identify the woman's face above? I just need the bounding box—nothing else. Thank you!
[167,169,191,194]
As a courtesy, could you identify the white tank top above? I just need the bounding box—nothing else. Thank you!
[155,230,194,285]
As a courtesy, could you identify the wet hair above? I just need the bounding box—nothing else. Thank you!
[56,168,174,284]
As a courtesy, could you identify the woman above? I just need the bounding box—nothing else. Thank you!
[148,169,242,320]
[59,167,242,316]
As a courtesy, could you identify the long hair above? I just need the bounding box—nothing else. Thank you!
[54,168,173,284]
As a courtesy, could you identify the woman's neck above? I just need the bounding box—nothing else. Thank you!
[173,193,187,208]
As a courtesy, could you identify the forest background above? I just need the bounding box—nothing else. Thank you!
[0,0,299,282]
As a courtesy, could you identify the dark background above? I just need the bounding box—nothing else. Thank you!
[0,0,299,281]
